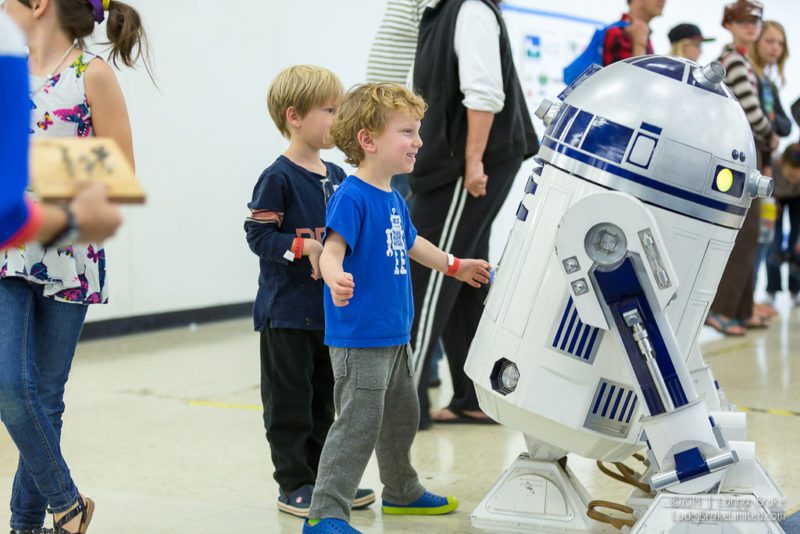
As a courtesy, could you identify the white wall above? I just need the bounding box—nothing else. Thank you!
[88,0,385,322]
[88,0,800,323]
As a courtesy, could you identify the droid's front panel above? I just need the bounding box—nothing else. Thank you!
[465,162,738,461]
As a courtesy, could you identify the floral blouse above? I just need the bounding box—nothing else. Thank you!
[1,52,108,304]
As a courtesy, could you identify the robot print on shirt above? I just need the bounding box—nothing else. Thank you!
[386,207,407,275]
[295,175,340,242]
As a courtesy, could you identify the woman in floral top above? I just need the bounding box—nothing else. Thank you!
[1,1,149,532]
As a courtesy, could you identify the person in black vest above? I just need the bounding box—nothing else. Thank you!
[410,0,538,428]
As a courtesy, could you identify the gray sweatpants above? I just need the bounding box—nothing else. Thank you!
[308,344,426,521]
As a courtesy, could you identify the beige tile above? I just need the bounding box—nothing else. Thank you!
[0,313,797,533]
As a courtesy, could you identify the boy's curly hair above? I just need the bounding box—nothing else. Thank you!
[268,65,344,139]
[331,83,427,166]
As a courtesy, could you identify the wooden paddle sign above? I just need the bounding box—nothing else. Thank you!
[29,137,145,204]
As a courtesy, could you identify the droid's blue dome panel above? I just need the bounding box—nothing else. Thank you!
[581,117,634,164]
[627,56,735,100]
[630,56,686,82]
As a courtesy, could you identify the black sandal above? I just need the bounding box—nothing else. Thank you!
[51,496,94,534]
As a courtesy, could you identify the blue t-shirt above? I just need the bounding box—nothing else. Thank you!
[245,156,345,331]
[324,176,417,348]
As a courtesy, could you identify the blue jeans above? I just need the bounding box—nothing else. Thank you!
[0,278,88,530]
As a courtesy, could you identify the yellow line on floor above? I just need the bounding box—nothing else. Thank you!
[188,400,261,411]
[737,406,800,418]
[703,341,753,357]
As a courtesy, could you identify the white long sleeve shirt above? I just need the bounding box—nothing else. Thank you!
[453,0,505,113]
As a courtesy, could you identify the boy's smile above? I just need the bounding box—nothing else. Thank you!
[373,110,423,175]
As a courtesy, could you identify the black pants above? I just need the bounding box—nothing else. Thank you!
[766,197,800,294]
[260,327,334,492]
[409,156,523,427]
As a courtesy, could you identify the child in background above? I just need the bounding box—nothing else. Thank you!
[304,83,492,533]
[245,65,375,518]
[765,144,800,304]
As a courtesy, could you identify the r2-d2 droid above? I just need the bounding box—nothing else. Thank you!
[464,56,785,532]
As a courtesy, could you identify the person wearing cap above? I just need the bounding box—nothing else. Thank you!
[705,0,772,336]
[602,0,665,66]
[668,23,714,62]
[719,0,772,147]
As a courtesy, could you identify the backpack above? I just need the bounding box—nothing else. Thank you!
[563,20,629,85]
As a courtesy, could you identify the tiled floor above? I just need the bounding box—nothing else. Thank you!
[0,299,798,533]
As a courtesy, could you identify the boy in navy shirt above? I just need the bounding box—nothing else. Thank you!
[304,84,492,533]
[245,65,374,517]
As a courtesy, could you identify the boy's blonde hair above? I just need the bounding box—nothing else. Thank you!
[331,83,427,166]
[267,65,344,139]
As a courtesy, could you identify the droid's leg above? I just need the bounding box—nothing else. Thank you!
[555,193,784,531]
[686,345,729,412]
[590,256,737,493]
[471,436,599,533]
[556,193,737,494]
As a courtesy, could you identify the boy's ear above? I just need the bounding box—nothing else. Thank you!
[357,128,376,154]
[285,106,302,129]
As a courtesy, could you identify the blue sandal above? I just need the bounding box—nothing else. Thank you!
[382,491,459,515]
[705,313,746,336]
[302,518,362,533]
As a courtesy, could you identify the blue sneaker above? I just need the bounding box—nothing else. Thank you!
[302,518,362,533]
[280,485,375,517]
[382,491,459,515]
[352,487,376,510]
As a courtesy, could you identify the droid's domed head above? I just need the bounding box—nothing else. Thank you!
[535,56,772,229]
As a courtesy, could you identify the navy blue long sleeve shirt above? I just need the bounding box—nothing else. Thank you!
[245,156,344,331]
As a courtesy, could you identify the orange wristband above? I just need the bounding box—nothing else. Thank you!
[446,256,460,277]
[292,237,304,260]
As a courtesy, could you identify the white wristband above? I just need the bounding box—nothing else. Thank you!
[447,253,455,267]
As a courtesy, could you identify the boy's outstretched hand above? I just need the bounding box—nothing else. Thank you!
[455,259,492,288]
[331,272,355,306]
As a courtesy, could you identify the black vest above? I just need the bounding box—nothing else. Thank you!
[411,0,538,193]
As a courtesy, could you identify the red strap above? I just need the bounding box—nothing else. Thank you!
[1,200,43,250]
[292,237,304,260]
[446,257,461,277]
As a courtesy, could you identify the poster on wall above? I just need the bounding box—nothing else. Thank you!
[500,3,608,119]
[487,3,609,264]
